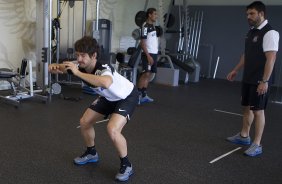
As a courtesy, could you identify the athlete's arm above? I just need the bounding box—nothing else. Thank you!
[141,39,154,65]
[227,54,245,81]
[48,63,67,74]
[262,51,277,82]
[63,61,113,89]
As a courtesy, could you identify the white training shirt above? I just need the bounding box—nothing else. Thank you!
[141,22,159,54]
[257,20,280,52]
[81,62,134,101]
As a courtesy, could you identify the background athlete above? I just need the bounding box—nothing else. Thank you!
[137,7,159,104]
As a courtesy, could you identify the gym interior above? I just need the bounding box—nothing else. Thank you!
[0,0,282,183]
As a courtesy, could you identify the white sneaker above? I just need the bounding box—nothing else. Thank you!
[115,164,133,182]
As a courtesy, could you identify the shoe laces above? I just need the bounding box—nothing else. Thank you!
[119,164,127,174]
[251,143,260,150]
[80,150,89,158]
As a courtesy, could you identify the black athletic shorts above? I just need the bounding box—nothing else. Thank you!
[241,82,269,110]
[89,86,139,120]
[141,53,158,73]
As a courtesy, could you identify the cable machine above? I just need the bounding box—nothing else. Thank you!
[35,0,52,96]
[53,0,87,84]
[36,0,87,101]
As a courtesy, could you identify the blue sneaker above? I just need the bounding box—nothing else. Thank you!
[139,95,154,104]
[244,143,262,157]
[115,164,133,182]
[73,151,99,165]
[226,133,251,145]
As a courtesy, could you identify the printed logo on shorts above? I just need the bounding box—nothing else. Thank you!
[92,98,100,105]
[118,108,126,112]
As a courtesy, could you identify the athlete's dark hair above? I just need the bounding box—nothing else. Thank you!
[246,1,266,15]
[146,8,156,19]
[74,36,100,58]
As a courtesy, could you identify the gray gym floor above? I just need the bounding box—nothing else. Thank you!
[0,79,281,184]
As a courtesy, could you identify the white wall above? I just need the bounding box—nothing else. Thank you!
[0,0,162,87]
[0,0,281,79]
[56,0,161,53]
[187,0,282,5]
[110,0,160,52]
[0,0,36,70]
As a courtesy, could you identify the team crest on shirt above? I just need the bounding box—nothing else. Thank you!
[252,36,258,42]
[95,70,102,75]
[143,27,147,36]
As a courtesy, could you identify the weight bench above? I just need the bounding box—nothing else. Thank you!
[118,44,142,85]
[0,59,48,107]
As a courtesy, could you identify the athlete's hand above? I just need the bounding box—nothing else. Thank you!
[226,70,237,81]
[48,64,63,74]
[64,61,79,75]
[147,55,154,65]
[257,82,268,95]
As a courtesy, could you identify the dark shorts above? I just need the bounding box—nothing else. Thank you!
[241,82,269,110]
[141,53,158,73]
[89,86,139,120]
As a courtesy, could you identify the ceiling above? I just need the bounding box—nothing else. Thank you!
[175,0,282,5]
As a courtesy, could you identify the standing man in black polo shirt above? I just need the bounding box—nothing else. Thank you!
[138,8,159,104]
[226,1,279,156]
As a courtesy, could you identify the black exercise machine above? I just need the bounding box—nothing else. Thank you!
[0,59,48,107]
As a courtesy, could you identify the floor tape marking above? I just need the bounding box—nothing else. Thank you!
[76,119,109,128]
[214,109,243,117]
[209,147,242,164]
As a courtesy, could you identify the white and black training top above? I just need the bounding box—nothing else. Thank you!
[79,62,134,101]
[141,22,158,54]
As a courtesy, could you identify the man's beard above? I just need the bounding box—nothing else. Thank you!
[248,17,260,27]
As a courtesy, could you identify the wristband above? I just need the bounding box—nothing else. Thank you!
[258,80,268,84]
